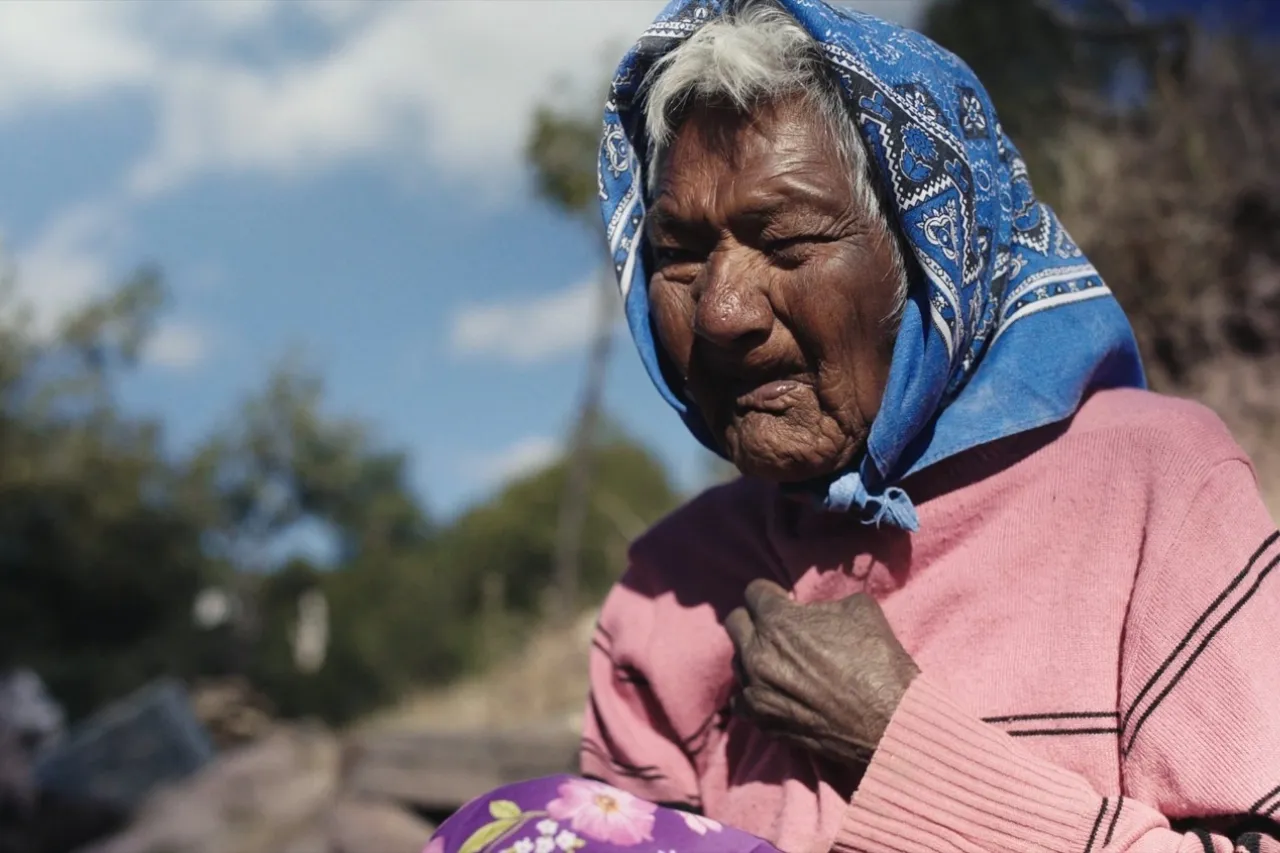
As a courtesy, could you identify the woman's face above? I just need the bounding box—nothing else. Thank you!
[647,96,902,483]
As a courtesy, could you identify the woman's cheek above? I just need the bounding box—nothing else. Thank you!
[649,277,697,370]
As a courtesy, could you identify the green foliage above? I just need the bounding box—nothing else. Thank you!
[527,104,602,218]
[0,271,217,719]
[431,433,678,670]
[0,266,679,726]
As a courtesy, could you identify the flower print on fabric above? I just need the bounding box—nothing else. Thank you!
[547,778,657,846]
[525,818,584,853]
[424,776,790,853]
[555,830,583,851]
[900,124,936,182]
[677,813,722,836]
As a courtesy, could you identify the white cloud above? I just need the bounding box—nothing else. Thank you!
[0,0,925,197]
[0,3,155,116]
[473,436,563,486]
[12,201,128,337]
[144,320,212,370]
[450,274,621,365]
[7,201,214,364]
[127,1,669,196]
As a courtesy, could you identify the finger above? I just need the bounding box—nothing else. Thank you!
[731,647,748,688]
[724,606,756,655]
[739,684,791,724]
[735,684,768,720]
[772,730,828,760]
[743,578,791,620]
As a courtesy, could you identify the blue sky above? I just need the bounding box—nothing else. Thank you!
[3,0,1261,520]
[0,0,923,519]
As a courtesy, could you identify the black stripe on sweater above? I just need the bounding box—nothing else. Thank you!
[1122,530,1279,738]
[1104,796,1124,847]
[1007,726,1118,738]
[579,737,665,782]
[1249,783,1280,816]
[983,711,1119,724]
[1083,798,1109,853]
[984,711,1119,739]
[591,638,651,687]
[680,708,723,756]
[1123,547,1280,754]
[1172,814,1280,839]
[1189,829,1214,853]
[582,690,667,783]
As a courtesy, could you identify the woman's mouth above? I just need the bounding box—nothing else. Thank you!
[734,379,806,413]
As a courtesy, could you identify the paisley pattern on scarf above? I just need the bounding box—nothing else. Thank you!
[599,0,1144,530]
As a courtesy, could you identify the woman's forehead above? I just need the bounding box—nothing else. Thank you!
[650,98,851,220]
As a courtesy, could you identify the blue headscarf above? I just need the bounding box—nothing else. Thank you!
[599,0,1145,531]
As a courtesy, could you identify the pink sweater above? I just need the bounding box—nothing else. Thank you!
[581,389,1280,853]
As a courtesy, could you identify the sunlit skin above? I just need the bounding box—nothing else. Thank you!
[646,95,920,767]
[646,95,902,483]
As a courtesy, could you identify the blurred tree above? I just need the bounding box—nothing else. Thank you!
[924,0,1191,200]
[528,105,602,214]
[240,419,677,724]
[183,362,449,721]
[184,363,430,572]
[0,248,682,726]
[432,426,678,669]
[0,269,220,719]
[1050,34,1280,481]
[928,0,1280,499]
[526,90,619,620]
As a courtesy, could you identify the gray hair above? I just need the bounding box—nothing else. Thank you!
[640,0,908,318]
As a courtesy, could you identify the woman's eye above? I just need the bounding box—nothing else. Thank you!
[654,246,702,267]
[766,236,816,254]
[764,236,818,264]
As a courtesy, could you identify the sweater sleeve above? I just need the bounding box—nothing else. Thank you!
[579,578,704,812]
[835,459,1280,853]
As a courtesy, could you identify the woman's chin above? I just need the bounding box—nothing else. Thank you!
[727,440,846,484]
[715,411,862,484]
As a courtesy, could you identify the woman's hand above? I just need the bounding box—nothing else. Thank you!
[724,578,920,767]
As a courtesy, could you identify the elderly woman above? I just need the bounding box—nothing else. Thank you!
[579,1,1280,852]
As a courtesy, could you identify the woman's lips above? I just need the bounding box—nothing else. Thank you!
[734,379,805,412]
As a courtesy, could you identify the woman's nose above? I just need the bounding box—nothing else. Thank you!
[693,250,772,351]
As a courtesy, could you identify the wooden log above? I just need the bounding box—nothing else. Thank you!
[344,728,579,810]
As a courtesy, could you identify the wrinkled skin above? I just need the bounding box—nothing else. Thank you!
[646,95,901,483]
[724,579,919,767]
[647,97,917,766]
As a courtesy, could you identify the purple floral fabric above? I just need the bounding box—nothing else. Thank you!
[424,776,782,853]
